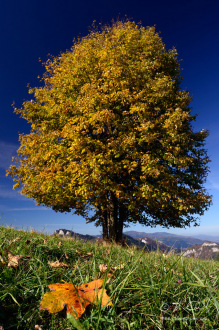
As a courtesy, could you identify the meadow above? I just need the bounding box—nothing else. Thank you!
[0,225,218,329]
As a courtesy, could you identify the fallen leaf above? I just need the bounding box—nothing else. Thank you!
[99,264,124,273]
[7,252,30,268]
[111,264,124,271]
[99,264,108,273]
[35,325,43,330]
[48,261,69,268]
[77,250,93,258]
[98,264,124,282]
[40,279,112,318]
[8,253,22,268]
[82,252,93,258]
[64,252,69,259]
[0,255,5,266]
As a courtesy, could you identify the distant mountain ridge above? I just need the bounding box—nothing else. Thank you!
[124,231,219,249]
[187,234,219,243]
[54,229,219,259]
[54,229,173,252]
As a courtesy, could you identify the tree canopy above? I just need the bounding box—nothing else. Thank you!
[7,20,211,242]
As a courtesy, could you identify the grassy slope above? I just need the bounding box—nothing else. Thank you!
[0,225,218,329]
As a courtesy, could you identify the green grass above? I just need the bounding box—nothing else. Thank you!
[0,225,218,329]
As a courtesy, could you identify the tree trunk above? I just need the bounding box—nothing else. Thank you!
[108,191,117,241]
[102,210,108,241]
[116,202,125,242]
[102,192,124,243]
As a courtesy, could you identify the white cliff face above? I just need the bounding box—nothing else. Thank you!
[182,241,219,259]
[202,242,217,246]
[183,249,197,257]
[141,239,148,244]
[55,229,73,237]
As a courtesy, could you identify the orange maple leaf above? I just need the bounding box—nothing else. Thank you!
[40,279,112,318]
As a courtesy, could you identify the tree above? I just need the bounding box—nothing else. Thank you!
[7,20,211,242]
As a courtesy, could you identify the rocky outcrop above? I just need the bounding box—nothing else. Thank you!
[182,242,219,259]
[55,229,72,237]
[137,237,174,253]
[54,229,95,241]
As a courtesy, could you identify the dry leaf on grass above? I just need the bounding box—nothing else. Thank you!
[99,264,108,273]
[0,255,5,266]
[7,252,30,268]
[40,279,112,318]
[99,264,124,273]
[77,251,93,258]
[48,261,69,268]
[57,241,62,248]
[98,264,124,281]
[35,325,43,330]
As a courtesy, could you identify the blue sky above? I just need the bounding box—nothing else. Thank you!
[0,0,219,236]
